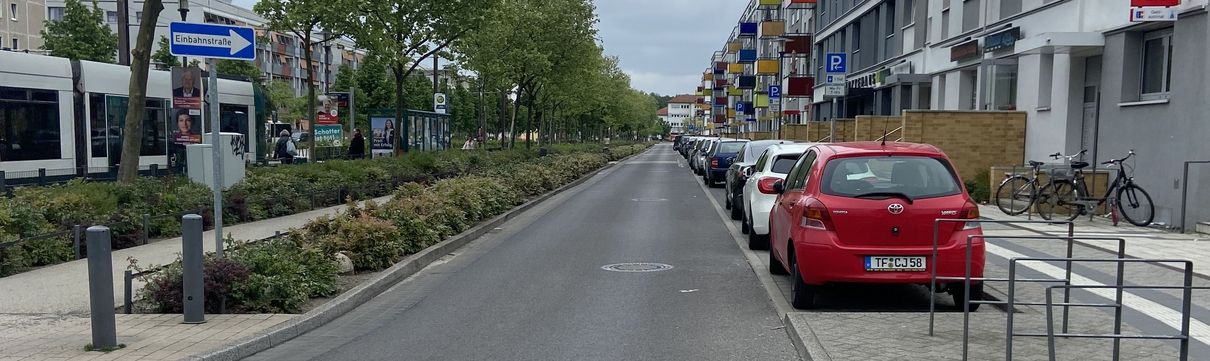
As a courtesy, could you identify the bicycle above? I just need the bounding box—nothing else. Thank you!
[1038,150,1155,227]
[993,159,1050,216]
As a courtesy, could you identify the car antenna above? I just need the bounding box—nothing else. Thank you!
[880,121,889,147]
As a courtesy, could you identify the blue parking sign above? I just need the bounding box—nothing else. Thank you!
[768,85,781,99]
[825,53,847,73]
[735,102,746,113]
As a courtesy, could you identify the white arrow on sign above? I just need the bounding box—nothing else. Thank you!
[174,29,252,55]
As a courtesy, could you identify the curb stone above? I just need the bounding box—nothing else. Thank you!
[784,314,832,361]
[185,146,649,361]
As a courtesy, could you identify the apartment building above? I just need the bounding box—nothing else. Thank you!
[1,0,46,52]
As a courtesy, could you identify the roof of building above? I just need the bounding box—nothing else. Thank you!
[657,107,669,116]
[668,94,699,104]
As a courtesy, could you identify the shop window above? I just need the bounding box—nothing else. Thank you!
[1140,28,1173,100]
[0,87,61,161]
[988,62,1018,110]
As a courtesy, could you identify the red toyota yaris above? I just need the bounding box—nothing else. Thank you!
[767,142,984,309]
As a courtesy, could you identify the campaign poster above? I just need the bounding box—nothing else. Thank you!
[370,116,395,158]
[171,67,202,111]
[168,108,202,171]
[316,95,340,125]
[314,125,343,145]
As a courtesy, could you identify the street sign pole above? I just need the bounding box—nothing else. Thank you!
[170,21,256,258]
[207,58,224,257]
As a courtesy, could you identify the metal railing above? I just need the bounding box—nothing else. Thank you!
[0,165,176,192]
[929,219,1077,336]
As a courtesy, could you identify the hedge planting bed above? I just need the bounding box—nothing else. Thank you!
[134,143,649,313]
[0,143,648,277]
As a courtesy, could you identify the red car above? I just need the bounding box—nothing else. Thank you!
[767,142,984,309]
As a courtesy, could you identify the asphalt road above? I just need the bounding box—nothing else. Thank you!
[244,144,798,361]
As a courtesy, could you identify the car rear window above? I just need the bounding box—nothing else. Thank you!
[770,155,800,174]
[821,156,961,199]
[717,142,745,154]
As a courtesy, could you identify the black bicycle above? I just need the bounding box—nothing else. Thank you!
[1038,150,1155,226]
[994,159,1050,216]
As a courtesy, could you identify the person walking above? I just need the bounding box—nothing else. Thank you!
[462,137,476,150]
[275,129,297,164]
[348,129,366,159]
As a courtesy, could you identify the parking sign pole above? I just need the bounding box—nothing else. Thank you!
[207,58,225,258]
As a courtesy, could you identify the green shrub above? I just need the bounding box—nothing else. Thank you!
[309,214,405,272]
[139,256,250,313]
[229,236,339,313]
[965,171,992,204]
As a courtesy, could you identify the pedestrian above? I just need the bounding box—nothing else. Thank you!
[348,128,366,159]
[275,129,297,164]
[462,137,476,150]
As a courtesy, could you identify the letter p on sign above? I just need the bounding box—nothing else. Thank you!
[826,53,847,73]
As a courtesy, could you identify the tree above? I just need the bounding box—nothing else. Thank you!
[114,0,165,183]
[39,0,118,63]
[216,59,264,84]
[151,36,179,70]
[349,0,497,152]
[265,80,305,123]
[255,0,354,151]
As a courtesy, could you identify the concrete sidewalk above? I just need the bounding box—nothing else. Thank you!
[0,196,392,315]
[977,204,1210,277]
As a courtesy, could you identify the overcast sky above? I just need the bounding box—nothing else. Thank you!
[229,0,745,96]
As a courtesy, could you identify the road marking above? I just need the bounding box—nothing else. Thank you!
[985,243,1210,344]
[693,159,794,317]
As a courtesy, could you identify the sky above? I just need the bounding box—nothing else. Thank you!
[229,0,747,96]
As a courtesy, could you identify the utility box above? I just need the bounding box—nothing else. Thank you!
[186,132,247,190]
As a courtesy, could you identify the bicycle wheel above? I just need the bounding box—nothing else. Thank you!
[995,176,1035,216]
[1116,184,1155,227]
[1037,181,1083,221]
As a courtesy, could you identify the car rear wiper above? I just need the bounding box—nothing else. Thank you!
[852,192,914,204]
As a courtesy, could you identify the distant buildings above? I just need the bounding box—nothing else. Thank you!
[1,0,47,52]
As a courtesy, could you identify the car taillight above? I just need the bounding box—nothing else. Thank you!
[960,201,980,230]
[800,199,833,230]
[710,158,719,168]
[757,177,780,194]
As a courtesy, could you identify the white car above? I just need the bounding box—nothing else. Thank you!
[742,143,814,250]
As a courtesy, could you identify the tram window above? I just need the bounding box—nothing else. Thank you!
[0,86,62,161]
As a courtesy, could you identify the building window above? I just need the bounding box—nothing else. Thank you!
[11,38,17,50]
[902,0,915,25]
[962,0,980,32]
[48,6,64,21]
[0,87,63,161]
[1000,0,1022,19]
[1140,28,1173,100]
[9,2,17,21]
[940,9,950,40]
[106,11,117,23]
[988,61,1018,110]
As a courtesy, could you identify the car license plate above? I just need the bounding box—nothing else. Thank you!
[864,256,926,272]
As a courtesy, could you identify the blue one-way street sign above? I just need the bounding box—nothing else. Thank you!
[169,22,256,61]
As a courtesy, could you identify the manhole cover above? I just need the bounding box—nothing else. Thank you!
[601,262,674,273]
[631,198,668,202]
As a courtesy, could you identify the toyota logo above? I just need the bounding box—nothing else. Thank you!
[888,203,905,215]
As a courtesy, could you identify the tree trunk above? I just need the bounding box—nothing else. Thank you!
[116,0,164,183]
[304,34,317,156]
[393,64,406,154]
[497,91,506,150]
[509,88,521,149]
[524,94,534,150]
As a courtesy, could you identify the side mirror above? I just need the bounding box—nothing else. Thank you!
[772,180,785,194]
[742,167,753,177]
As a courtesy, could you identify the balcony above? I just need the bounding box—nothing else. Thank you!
[760,21,785,38]
[727,63,745,74]
[759,0,781,6]
[728,87,743,96]
[727,41,742,53]
[783,36,812,56]
[787,77,815,97]
[737,76,756,89]
[738,49,757,64]
[756,59,779,75]
[784,0,817,9]
[739,22,757,37]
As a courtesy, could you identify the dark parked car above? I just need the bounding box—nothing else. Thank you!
[703,139,748,186]
[725,139,796,220]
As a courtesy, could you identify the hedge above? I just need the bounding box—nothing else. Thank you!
[137,143,649,313]
[0,144,647,277]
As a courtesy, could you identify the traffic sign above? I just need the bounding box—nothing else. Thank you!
[169,22,256,60]
[434,93,448,114]
[1130,7,1177,22]
[768,85,781,99]
[735,102,746,114]
[823,85,845,97]
[825,74,847,84]
[825,53,847,73]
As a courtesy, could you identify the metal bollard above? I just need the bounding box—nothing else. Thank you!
[141,214,150,245]
[85,226,117,349]
[123,270,133,314]
[181,214,205,324]
[73,225,82,259]
[37,168,46,186]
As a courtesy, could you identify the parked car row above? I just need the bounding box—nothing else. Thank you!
[675,137,986,310]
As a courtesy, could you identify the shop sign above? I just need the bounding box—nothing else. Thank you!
[984,27,1021,52]
[950,39,982,62]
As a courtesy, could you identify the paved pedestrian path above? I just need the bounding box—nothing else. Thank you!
[0,313,291,361]
[0,196,392,314]
[978,205,1210,277]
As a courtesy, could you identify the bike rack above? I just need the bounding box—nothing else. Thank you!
[1024,259,1207,361]
[929,219,1076,337]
